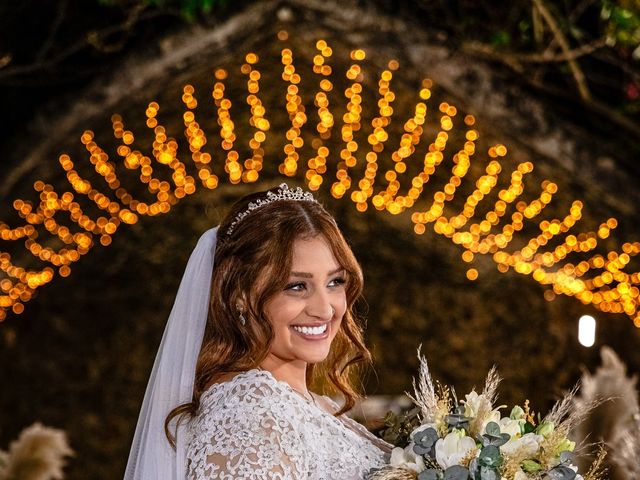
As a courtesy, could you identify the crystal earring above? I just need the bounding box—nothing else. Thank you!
[237,304,246,325]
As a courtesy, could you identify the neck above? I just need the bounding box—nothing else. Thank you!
[259,353,309,394]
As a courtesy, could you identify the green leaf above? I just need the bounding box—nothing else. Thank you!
[490,31,511,48]
[413,427,439,457]
[485,422,499,436]
[479,466,499,480]
[443,465,470,480]
[521,459,542,473]
[546,465,577,480]
[478,445,502,468]
[418,469,442,480]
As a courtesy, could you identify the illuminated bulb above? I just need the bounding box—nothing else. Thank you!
[578,315,596,347]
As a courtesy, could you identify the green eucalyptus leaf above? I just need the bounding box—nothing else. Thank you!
[443,465,470,480]
[560,451,573,463]
[413,427,439,457]
[545,465,577,480]
[478,422,510,447]
[478,445,502,468]
[485,422,500,436]
[445,413,471,431]
[468,458,480,480]
[418,469,442,480]
[479,466,499,480]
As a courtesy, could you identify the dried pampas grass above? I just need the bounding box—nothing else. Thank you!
[367,466,418,480]
[571,346,639,480]
[408,346,438,421]
[611,427,640,477]
[0,423,73,480]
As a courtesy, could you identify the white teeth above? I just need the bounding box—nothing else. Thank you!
[292,324,328,335]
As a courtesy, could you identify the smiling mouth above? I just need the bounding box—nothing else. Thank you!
[291,324,328,336]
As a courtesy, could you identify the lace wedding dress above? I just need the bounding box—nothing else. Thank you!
[186,369,391,479]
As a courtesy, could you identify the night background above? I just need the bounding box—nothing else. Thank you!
[0,0,639,478]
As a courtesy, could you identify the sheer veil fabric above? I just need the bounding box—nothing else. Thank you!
[124,227,218,480]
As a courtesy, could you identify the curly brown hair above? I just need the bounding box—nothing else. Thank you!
[165,185,372,447]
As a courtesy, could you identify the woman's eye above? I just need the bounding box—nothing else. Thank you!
[285,282,306,292]
[329,277,346,287]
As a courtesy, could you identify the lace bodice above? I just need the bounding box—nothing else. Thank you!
[186,369,390,479]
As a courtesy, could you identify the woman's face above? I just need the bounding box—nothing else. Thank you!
[264,235,347,366]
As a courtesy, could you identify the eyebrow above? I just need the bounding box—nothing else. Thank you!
[289,267,345,278]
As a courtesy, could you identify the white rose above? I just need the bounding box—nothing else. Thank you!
[435,430,476,469]
[390,444,426,473]
[500,432,543,457]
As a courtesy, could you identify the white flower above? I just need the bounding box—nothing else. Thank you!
[435,430,476,469]
[481,410,502,432]
[497,417,522,440]
[500,432,543,457]
[464,391,503,433]
[463,391,485,418]
[390,445,426,473]
[513,470,528,480]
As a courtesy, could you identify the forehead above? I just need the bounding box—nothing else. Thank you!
[290,236,340,269]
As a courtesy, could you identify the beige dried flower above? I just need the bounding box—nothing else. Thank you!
[0,423,73,480]
[367,466,418,480]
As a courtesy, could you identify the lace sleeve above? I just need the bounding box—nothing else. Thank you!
[187,383,309,479]
[319,396,393,455]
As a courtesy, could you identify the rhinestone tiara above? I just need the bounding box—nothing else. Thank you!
[225,183,318,236]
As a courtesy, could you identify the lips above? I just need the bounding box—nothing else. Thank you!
[290,321,331,339]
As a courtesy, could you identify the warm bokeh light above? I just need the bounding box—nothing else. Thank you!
[578,314,597,347]
[1,37,639,327]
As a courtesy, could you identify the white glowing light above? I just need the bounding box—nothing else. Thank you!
[578,315,596,347]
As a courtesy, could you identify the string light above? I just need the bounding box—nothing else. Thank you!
[578,314,596,347]
[1,37,639,328]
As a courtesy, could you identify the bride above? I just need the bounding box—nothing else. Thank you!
[124,183,391,479]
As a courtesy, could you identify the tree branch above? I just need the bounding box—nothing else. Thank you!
[463,37,607,64]
[35,0,68,62]
[532,0,592,101]
[461,44,640,141]
[0,8,179,83]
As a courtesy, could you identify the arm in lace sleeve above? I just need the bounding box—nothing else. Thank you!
[319,396,393,455]
[187,390,309,479]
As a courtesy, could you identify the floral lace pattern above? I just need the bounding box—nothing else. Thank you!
[186,369,390,479]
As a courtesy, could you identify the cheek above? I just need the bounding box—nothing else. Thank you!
[336,293,348,316]
[266,295,303,328]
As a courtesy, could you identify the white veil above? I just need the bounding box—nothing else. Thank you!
[124,226,218,480]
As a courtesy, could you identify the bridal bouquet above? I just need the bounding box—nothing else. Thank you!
[368,352,607,480]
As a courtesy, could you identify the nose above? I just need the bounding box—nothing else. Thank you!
[306,290,335,320]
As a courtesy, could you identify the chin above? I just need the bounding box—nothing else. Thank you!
[299,345,333,364]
